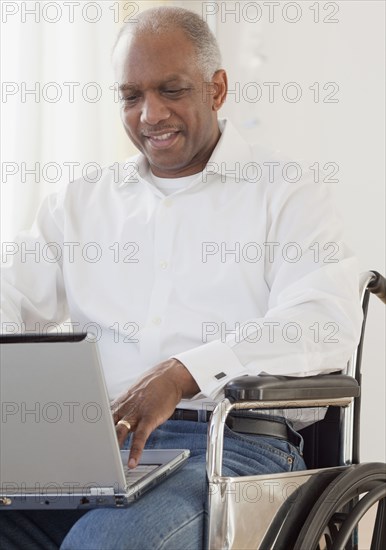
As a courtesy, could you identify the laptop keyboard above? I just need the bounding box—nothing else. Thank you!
[123,464,159,487]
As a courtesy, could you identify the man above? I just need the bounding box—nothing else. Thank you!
[0,6,362,549]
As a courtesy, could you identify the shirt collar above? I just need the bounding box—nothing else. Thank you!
[119,118,254,190]
[202,119,254,182]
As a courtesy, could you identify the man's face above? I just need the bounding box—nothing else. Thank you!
[115,29,227,178]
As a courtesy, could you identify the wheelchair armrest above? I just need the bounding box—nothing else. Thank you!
[368,270,386,304]
[224,374,360,402]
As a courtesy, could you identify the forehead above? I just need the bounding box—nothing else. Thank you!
[114,28,201,85]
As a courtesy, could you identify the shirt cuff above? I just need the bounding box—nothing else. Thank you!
[172,340,247,399]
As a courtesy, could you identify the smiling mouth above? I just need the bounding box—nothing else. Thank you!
[143,130,181,150]
[148,132,177,141]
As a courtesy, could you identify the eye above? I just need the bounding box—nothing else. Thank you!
[120,94,139,104]
[163,88,187,97]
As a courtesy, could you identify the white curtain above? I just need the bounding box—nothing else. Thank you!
[1,1,137,242]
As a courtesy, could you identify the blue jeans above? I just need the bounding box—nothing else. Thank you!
[0,419,306,550]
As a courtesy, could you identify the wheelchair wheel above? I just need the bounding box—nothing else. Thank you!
[293,463,386,550]
[260,468,342,550]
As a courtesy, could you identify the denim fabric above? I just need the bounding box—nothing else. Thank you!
[0,420,306,550]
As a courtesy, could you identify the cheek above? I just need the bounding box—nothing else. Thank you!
[121,110,139,137]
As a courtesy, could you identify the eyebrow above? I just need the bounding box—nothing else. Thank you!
[119,75,188,92]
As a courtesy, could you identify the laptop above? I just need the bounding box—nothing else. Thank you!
[0,333,190,510]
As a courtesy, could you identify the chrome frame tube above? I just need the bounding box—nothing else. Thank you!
[207,398,234,480]
[341,400,356,465]
[341,271,375,464]
[345,271,374,378]
[206,397,353,481]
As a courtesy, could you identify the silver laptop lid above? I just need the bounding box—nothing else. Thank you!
[0,333,127,494]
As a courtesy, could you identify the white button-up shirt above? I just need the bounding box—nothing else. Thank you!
[1,119,362,419]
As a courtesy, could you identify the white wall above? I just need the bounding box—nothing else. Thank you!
[0,2,132,242]
[211,0,385,462]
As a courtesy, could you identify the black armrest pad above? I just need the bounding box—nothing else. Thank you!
[225,374,360,402]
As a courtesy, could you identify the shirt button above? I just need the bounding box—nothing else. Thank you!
[163,198,173,208]
[159,260,168,270]
[152,317,162,326]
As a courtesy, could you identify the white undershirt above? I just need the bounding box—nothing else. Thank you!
[147,170,199,196]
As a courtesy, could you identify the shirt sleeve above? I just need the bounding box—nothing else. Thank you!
[172,176,363,400]
[1,189,69,332]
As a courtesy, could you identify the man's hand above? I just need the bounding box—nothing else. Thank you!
[111,358,199,469]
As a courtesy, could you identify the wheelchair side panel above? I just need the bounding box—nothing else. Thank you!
[208,469,331,549]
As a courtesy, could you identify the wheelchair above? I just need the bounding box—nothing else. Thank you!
[206,270,386,549]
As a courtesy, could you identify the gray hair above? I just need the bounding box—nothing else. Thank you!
[112,6,222,81]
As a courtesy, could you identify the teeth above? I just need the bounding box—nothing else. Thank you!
[150,133,175,141]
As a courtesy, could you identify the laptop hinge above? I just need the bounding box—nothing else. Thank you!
[89,487,115,496]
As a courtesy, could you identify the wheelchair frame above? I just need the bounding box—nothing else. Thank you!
[206,270,386,549]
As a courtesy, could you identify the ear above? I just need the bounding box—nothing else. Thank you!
[211,70,228,111]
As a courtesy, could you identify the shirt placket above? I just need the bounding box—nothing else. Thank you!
[139,195,176,366]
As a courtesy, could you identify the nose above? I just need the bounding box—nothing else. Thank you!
[140,92,171,125]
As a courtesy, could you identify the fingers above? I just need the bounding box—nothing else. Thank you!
[111,400,127,425]
[110,361,187,467]
[115,418,132,447]
[128,425,151,469]
[114,415,153,469]
[117,419,132,431]
[112,409,120,425]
